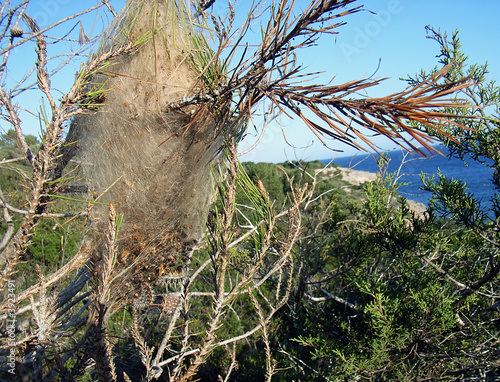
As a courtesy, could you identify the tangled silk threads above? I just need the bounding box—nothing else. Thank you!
[62,0,224,306]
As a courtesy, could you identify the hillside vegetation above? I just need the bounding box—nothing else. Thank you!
[2,131,497,380]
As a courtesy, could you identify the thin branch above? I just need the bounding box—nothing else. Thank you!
[0,188,14,252]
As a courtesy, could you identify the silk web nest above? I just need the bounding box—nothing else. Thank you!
[60,0,230,308]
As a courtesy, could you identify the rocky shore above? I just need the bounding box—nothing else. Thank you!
[333,167,378,185]
[318,166,427,216]
[316,166,378,185]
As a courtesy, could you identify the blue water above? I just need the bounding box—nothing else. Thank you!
[323,146,497,209]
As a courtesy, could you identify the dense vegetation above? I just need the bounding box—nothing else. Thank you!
[209,29,499,380]
[233,153,498,380]
[2,119,498,381]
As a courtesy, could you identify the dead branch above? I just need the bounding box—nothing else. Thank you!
[85,203,119,381]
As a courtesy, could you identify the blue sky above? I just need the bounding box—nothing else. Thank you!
[4,0,500,163]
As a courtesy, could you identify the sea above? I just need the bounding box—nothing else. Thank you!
[323,145,497,209]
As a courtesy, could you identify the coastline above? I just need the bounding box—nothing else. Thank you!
[318,166,427,216]
[316,166,377,185]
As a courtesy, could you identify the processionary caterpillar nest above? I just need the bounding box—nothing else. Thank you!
[58,0,231,308]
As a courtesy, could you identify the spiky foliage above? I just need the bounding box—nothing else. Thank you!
[278,28,500,381]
